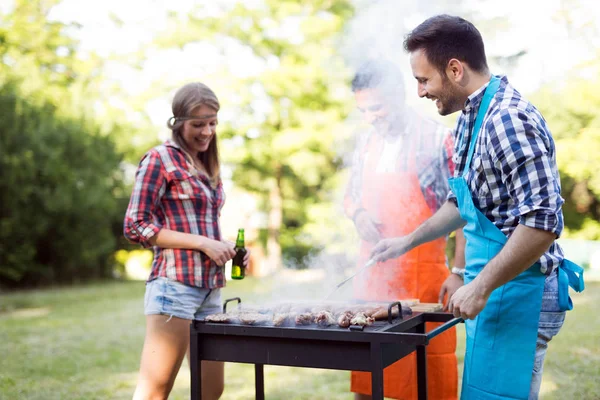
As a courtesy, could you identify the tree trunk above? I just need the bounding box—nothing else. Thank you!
[265,165,283,275]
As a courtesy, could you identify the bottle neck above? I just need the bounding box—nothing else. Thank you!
[236,231,245,247]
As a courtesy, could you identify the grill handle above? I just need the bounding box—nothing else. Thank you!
[223,297,241,313]
[426,317,463,340]
[387,301,403,324]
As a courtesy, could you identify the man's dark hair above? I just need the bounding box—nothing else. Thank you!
[404,15,488,74]
[351,59,404,93]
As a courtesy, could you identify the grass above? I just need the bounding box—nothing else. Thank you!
[0,276,598,400]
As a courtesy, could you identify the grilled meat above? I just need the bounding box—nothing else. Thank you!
[350,312,374,326]
[337,311,354,328]
[239,312,271,325]
[273,313,293,326]
[295,312,314,325]
[314,310,336,327]
[204,313,239,323]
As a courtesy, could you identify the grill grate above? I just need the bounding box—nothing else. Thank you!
[191,296,462,400]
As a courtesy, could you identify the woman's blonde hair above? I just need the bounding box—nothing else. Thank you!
[167,82,221,187]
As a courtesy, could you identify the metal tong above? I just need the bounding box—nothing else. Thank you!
[325,258,376,300]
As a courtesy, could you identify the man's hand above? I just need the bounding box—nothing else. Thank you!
[370,236,412,262]
[447,280,490,320]
[354,211,382,243]
[439,274,464,310]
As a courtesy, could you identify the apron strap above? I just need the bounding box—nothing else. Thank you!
[462,75,502,176]
[557,259,585,311]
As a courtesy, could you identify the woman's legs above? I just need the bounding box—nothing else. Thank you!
[133,314,190,400]
[133,314,224,400]
[187,353,224,400]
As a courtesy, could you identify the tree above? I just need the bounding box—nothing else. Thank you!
[533,60,600,240]
[154,0,355,269]
[0,0,128,286]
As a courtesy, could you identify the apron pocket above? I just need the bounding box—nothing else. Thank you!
[469,277,544,397]
[472,285,502,349]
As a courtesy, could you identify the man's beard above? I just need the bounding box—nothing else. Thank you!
[436,78,462,116]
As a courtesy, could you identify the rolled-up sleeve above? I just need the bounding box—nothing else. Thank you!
[123,150,166,248]
[488,109,564,236]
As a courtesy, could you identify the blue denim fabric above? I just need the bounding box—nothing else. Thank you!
[529,269,565,400]
[144,277,222,320]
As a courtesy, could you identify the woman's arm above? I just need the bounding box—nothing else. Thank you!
[148,229,236,267]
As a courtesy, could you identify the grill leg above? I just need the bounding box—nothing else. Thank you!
[370,343,384,400]
[416,323,428,400]
[255,363,265,400]
[190,324,202,399]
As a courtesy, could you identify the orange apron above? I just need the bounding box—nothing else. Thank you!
[351,132,458,400]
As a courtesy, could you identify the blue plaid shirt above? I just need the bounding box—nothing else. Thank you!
[449,75,564,274]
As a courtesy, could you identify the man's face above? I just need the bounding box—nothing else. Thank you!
[409,49,462,116]
[353,87,399,134]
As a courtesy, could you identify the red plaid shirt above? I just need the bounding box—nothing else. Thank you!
[123,140,225,288]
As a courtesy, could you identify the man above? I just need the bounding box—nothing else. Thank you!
[344,59,465,400]
[371,15,585,400]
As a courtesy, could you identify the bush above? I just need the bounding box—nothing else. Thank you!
[0,83,126,287]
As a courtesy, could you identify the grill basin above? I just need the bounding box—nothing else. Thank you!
[190,298,461,400]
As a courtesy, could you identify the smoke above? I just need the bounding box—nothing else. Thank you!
[300,0,462,303]
[250,1,466,308]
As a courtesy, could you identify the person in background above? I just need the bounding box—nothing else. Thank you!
[371,15,584,400]
[124,82,250,400]
[344,59,465,400]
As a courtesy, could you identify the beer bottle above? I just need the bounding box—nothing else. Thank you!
[231,229,247,280]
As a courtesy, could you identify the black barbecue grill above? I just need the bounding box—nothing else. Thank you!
[190,297,462,400]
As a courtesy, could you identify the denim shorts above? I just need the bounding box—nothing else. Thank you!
[144,277,222,320]
[529,268,566,399]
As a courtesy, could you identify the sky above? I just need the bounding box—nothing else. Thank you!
[21,0,595,132]
[2,0,598,122]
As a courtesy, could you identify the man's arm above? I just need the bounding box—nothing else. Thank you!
[453,228,466,268]
[344,130,382,243]
[448,224,554,319]
[343,130,366,220]
[371,201,466,261]
[471,224,554,295]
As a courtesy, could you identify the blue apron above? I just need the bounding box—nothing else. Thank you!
[448,76,585,399]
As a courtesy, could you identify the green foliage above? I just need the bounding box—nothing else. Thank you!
[156,0,355,265]
[0,0,128,287]
[533,62,600,240]
[0,83,125,286]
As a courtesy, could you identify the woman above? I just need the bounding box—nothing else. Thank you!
[124,82,248,400]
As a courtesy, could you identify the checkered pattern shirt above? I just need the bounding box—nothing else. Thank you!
[123,140,226,288]
[448,75,564,274]
[345,111,455,219]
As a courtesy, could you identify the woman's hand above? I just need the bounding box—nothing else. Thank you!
[222,240,251,267]
[200,238,236,266]
[243,246,251,267]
